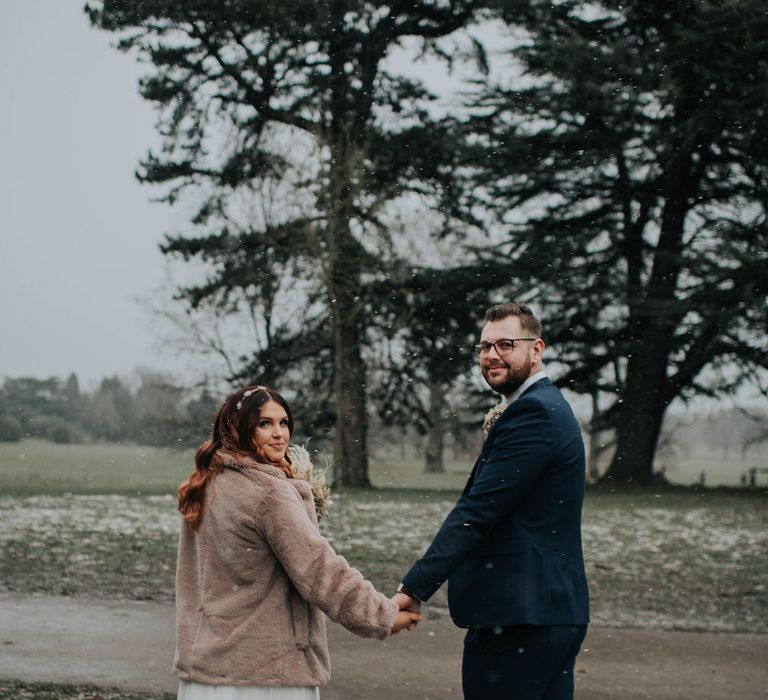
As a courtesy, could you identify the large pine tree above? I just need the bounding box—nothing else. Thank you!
[472,0,768,481]
[86,0,486,485]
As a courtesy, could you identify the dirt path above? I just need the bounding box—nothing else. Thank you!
[0,593,765,699]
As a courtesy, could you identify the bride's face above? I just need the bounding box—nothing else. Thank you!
[252,400,290,464]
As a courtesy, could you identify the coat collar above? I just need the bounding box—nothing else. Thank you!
[519,374,552,397]
[487,375,553,438]
[216,449,314,502]
[505,370,549,403]
[217,449,289,480]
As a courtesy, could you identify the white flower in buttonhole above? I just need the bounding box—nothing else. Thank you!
[288,444,333,520]
[482,400,507,436]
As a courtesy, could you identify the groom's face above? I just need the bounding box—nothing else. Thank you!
[479,316,541,395]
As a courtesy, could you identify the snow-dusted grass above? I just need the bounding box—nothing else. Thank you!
[0,487,765,633]
[0,679,173,700]
[582,490,767,632]
[0,494,179,600]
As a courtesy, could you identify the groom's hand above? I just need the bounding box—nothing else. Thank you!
[392,591,421,615]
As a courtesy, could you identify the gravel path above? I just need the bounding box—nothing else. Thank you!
[0,593,765,699]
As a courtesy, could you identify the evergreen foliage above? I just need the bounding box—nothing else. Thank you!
[85,0,493,485]
[80,0,768,483]
[469,0,768,481]
[369,259,511,472]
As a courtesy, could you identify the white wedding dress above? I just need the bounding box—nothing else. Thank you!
[178,680,320,700]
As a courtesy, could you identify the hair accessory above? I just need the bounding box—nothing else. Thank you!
[236,386,268,410]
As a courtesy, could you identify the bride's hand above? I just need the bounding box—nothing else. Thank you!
[390,610,422,635]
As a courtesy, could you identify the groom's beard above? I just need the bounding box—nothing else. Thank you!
[481,352,533,396]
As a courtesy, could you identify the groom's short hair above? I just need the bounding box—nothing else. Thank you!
[484,303,542,338]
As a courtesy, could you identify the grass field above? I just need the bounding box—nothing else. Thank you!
[0,440,475,495]
[0,441,193,496]
[1,440,766,636]
[661,452,767,487]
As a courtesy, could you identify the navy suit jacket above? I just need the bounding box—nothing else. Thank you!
[402,377,589,628]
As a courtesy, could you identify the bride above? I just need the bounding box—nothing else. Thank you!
[173,385,420,700]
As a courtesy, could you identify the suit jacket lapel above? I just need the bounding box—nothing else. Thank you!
[462,433,496,494]
[463,378,552,494]
[462,456,480,495]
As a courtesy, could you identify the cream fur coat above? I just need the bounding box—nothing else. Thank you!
[173,456,398,687]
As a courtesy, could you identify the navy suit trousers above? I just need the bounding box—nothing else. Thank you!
[462,623,588,700]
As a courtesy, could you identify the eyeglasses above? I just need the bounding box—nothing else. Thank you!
[473,338,536,357]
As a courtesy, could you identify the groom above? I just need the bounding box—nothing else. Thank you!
[395,303,589,699]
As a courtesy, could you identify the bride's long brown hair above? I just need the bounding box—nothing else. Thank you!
[177,385,295,530]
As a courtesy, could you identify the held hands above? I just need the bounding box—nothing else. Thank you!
[390,609,422,634]
[389,591,423,635]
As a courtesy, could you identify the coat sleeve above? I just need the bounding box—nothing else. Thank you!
[256,484,398,639]
[402,399,556,601]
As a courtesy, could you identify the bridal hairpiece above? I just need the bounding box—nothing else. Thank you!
[236,386,268,410]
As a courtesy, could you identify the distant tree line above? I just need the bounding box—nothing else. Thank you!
[0,370,487,464]
[0,373,218,448]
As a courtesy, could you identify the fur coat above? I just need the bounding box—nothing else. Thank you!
[173,455,398,687]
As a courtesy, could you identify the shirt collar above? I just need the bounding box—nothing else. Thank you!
[505,370,548,404]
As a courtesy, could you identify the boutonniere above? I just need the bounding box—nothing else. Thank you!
[288,444,333,520]
[482,400,507,436]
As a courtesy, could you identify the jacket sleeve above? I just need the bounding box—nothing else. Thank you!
[257,484,398,639]
[402,399,556,601]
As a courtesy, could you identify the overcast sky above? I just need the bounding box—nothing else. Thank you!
[0,2,485,389]
[1,1,182,387]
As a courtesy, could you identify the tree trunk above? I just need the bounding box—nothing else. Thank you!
[332,304,371,487]
[603,353,669,483]
[424,380,446,473]
[325,129,371,488]
[587,392,602,481]
[587,429,602,482]
[606,155,693,482]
